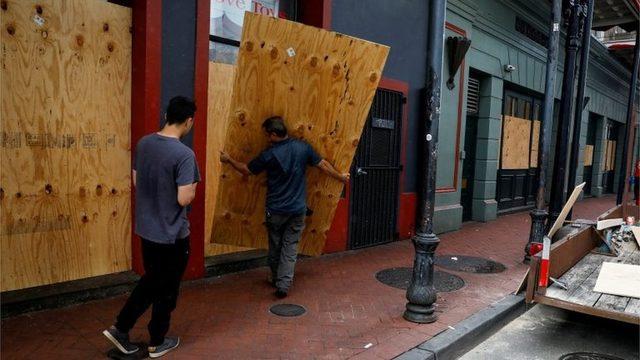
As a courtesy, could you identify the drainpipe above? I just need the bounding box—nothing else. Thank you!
[548,1,586,228]
[566,0,594,219]
[525,0,562,262]
[617,29,640,205]
[404,0,447,324]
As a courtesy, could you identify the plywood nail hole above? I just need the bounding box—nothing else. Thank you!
[310,56,318,67]
[0,188,3,200]
[96,184,103,196]
[311,229,317,234]
[270,47,278,59]
[245,41,254,51]
[81,214,89,223]
[15,192,22,199]
[332,64,341,76]
[107,42,114,52]
[260,41,265,48]
[224,212,231,220]
[79,187,86,197]
[289,86,295,92]
[41,30,48,38]
[76,35,84,47]
[242,219,249,225]
[1,1,7,11]
[103,23,109,32]
[324,55,329,61]
[6,24,15,35]
[112,211,117,217]
[369,72,378,82]
[352,139,359,146]
[35,4,43,14]
[111,188,117,195]
[44,184,53,194]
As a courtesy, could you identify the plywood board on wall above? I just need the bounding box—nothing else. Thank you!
[584,144,594,166]
[530,120,540,168]
[1,0,132,291]
[212,13,389,256]
[501,115,531,170]
[205,62,252,257]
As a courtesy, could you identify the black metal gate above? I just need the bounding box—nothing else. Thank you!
[348,88,403,249]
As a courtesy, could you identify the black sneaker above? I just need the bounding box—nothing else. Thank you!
[275,288,288,298]
[148,337,180,358]
[103,326,139,355]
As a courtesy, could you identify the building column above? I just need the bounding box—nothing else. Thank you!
[471,76,502,222]
[591,116,606,197]
[574,106,590,195]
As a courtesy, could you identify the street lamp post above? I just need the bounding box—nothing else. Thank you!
[525,0,562,261]
[404,0,447,324]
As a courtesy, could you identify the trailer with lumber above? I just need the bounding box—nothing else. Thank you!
[525,204,640,324]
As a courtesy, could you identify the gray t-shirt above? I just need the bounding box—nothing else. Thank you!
[133,133,200,244]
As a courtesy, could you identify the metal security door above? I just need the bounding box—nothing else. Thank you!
[348,89,403,249]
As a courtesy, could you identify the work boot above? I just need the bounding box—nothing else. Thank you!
[103,326,139,354]
[148,337,180,358]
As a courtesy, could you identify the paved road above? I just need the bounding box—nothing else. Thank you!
[461,304,639,360]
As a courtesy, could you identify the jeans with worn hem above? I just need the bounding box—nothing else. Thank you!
[115,237,189,346]
[265,212,306,291]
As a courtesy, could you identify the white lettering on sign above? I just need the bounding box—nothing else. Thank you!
[254,0,280,17]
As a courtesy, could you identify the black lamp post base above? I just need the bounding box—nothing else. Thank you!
[403,302,437,323]
[404,232,440,324]
[524,208,548,263]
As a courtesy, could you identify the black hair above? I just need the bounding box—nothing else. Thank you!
[262,116,288,137]
[166,96,196,125]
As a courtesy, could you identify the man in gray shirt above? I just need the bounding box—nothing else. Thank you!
[103,96,199,358]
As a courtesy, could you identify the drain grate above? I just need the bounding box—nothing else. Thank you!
[269,303,307,317]
[435,255,506,273]
[375,267,465,292]
[559,353,626,360]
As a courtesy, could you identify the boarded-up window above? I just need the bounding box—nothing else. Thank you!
[583,145,594,166]
[501,115,532,169]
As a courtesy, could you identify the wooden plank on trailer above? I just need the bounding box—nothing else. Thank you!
[630,226,640,248]
[594,294,631,312]
[212,13,389,256]
[596,218,624,230]
[547,182,586,239]
[535,295,639,324]
[1,0,132,291]
[204,62,252,257]
[546,252,606,301]
[625,299,640,315]
[593,262,640,299]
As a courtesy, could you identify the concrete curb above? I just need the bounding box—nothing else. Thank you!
[395,294,527,360]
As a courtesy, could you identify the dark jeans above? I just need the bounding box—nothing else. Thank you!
[115,237,190,346]
[265,212,306,291]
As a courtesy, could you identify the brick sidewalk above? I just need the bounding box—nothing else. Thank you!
[1,196,615,360]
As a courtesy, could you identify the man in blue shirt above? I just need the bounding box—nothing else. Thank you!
[103,96,199,358]
[221,116,348,298]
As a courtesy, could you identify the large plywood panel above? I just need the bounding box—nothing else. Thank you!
[1,0,132,291]
[501,115,531,170]
[213,13,389,256]
[205,62,251,257]
[530,120,540,168]
[584,145,594,166]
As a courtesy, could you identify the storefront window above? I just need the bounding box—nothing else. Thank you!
[209,0,297,63]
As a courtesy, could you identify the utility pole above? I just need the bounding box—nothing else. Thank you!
[566,0,594,220]
[525,0,562,261]
[617,29,640,205]
[404,0,447,324]
[549,1,587,228]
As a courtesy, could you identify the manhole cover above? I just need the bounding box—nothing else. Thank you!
[375,267,465,292]
[269,303,306,317]
[435,255,506,273]
[559,353,625,360]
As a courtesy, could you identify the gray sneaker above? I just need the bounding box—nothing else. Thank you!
[148,337,180,358]
[102,326,139,355]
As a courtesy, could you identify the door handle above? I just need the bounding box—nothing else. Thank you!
[356,168,368,176]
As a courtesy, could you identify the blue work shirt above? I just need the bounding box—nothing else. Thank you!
[248,138,322,215]
[133,133,200,244]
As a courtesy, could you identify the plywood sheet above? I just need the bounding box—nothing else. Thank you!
[1,0,132,291]
[212,13,389,256]
[205,62,252,257]
[605,140,616,171]
[501,115,531,170]
[529,120,540,168]
[583,144,594,166]
[593,262,640,299]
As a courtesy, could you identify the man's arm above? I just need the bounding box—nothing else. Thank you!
[220,151,253,176]
[316,159,350,184]
[177,183,197,207]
